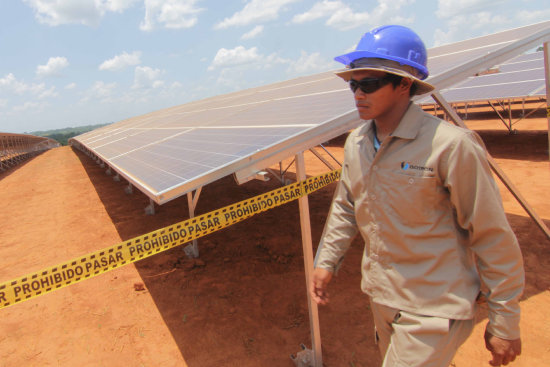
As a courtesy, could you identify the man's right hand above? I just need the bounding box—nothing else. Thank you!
[310,267,333,305]
[484,329,522,366]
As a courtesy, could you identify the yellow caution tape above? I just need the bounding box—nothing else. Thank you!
[0,169,341,310]
[547,106,550,118]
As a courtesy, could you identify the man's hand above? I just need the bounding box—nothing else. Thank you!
[484,329,521,366]
[310,268,333,305]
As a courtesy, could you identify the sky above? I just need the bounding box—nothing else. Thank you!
[1,0,549,134]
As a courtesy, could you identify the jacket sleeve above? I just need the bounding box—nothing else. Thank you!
[314,137,359,272]
[444,130,525,340]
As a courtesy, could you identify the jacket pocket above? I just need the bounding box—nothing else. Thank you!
[384,173,437,225]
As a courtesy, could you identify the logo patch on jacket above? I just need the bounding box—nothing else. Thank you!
[401,162,434,172]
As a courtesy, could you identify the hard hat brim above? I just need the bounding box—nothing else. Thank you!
[335,66,435,96]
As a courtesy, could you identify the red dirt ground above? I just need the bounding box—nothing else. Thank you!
[0,113,549,367]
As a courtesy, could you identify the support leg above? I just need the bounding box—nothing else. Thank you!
[145,199,155,215]
[292,152,322,367]
[184,189,202,258]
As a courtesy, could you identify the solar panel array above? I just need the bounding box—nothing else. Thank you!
[419,52,546,104]
[71,20,550,205]
[72,72,357,203]
[425,21,549,78]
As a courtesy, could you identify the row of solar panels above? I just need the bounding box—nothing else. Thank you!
[419,52,546,103]
[71,72,355,201]
[70,20,550,206]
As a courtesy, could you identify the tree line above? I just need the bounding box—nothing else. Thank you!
[28,123,111,146]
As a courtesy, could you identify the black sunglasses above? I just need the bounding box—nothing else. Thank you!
[349,75,393,94]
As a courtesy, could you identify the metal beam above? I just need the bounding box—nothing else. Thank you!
[544,41,550,161]
[184,188,202,258]
[430,91,550,240]
[309,147,336,171]
[295,152,322,367]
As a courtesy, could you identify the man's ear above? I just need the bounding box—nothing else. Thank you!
[399,77,413,95]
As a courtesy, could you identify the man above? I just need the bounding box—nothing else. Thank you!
[311,25,524,367]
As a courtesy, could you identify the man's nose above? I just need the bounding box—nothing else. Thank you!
[354,88,367,99]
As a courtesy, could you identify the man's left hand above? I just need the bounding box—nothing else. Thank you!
[484,329,521,366]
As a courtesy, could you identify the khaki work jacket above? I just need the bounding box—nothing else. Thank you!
[315,103,524,339]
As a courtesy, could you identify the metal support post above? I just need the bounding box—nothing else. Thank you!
[184,188,202,258]
[543,41,550,162]
[291,152,322,367]
[124,182,133,194]
[145,198,155,215]
[488,100,513,133]
[319,144,342,167]
[508,99,513,131]
[309,147,336,170]
[431,91,550,240]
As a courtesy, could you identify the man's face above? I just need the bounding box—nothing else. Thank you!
[350,70,409,121]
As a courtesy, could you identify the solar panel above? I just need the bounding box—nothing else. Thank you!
[71,21,550,205]
[418,52,546,104]
[427,21,549,76]
[423,20,550,93]
[72,71,358,203]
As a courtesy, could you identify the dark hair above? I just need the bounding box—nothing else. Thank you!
[386,73,417,96]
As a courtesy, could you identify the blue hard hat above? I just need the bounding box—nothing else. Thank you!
[335,25,429,80]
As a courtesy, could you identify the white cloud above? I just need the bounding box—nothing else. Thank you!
[293,0,413,31]
[65,82,77,89]
[28,83,47,95]
[287,51,334,75]
[81,81,118,103]
[357,0,415,26]
[431,0,550,46]
[292,0,340,24]
[208,46,333,88]
[516,8,550,23]
[140,0,204,31]
[207,46,290,90]
[433,0,550,46]
[38,86,58,99]
[117,78,184,106]
[23,0,138,26]
[12,101,47,113]
[103,0,140,12]
[436,0,504,19]
[208,46,264,70]
[0,74,29,95]
[215,0,299,29]
[241,25,264,40]
[132,66,164,89]
[0,73,48,97]
[169,81,183,89]
[325,7,370,31]
[99,51,142,71]
[36,57,69,77]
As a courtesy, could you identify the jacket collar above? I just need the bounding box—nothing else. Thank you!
[362,102,425,141]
